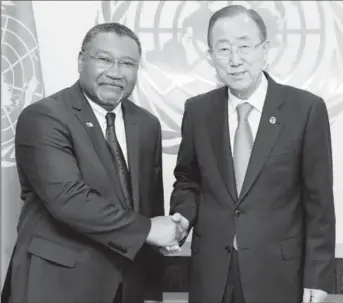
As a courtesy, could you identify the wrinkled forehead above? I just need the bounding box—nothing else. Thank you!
[211,13,261,45]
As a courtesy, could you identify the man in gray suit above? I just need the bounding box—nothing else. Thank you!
[1,22,182,303]
[169,5,336,303]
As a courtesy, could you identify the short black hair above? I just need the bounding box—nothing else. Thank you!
[81,22,142,55]
[207,5,267,48]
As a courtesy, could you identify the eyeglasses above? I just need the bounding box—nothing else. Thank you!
[81,50,139,71]
[212,41,264,60]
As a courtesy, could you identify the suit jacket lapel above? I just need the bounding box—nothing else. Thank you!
[122,101,140,212]
[70,82,127,207]
[238,74,285,203]
[209,87,238,202]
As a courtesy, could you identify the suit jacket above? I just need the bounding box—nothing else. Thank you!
[170,73,336,303]
[2,81,164,303]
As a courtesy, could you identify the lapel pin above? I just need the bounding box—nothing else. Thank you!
[85,122,94,127]
[269,116,276,124]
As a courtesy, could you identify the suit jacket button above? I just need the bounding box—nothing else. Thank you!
[225,246,232,254]
[235,209,241,217]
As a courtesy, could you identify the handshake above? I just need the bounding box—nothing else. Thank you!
[146,213,190,255]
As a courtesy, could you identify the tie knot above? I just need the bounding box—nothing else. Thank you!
[106,112,116,127]
[236,102,253,121]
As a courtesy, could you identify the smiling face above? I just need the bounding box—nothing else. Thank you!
[209,12,269,99]
[78,32,140,111]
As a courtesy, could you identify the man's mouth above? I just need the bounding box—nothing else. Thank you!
[230,71,246,76]
[101,83,123,89]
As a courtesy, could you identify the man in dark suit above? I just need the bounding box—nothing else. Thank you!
[1,22,182,303]
[169,5,336,303]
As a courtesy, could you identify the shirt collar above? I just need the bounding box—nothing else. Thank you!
[83,92,123,119]
[228,73,268,115]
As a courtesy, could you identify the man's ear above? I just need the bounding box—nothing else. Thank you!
[78,52,84,73]
[206,48,215,68]
[262,40,270,69]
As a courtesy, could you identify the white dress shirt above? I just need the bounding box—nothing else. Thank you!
[228,74,268,152]
[84,94,128,167]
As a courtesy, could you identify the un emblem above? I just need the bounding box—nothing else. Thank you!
[97,1,343,154]
[1,1,44,167]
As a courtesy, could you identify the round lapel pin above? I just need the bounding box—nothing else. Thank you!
[269,116,276,124]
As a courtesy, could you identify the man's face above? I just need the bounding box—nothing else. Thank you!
[209,13,269,99]
[78,32,140,111]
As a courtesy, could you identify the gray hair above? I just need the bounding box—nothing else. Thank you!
[207,5,267,48]
[81,22,142,55]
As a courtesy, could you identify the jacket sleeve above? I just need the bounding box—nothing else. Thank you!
[15,102,151,261]
[170,99,200,229]
[301,98,336,293]
[151,119,165,217]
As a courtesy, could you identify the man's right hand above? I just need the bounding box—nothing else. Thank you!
[146,216,183,247]
[170,212,189,239]
[158,213,190,255]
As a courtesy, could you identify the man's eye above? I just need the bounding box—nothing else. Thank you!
[219,47,231,52]
[121,61,136,67]
[97,57,112,64]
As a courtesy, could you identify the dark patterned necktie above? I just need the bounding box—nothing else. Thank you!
[105,112,133,210]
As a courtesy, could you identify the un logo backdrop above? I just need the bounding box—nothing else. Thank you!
[96,1,343,155]
[1,1,44,167]
[1,3,343,275]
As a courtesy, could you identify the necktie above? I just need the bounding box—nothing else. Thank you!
[233,102,253,250]
[106,112,133,210]
[233,102,254,196]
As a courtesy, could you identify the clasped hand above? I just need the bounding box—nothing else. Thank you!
[146,213,189,255]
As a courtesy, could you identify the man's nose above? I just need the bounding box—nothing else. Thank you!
[106,60,123,78]
[229,48,243,66]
